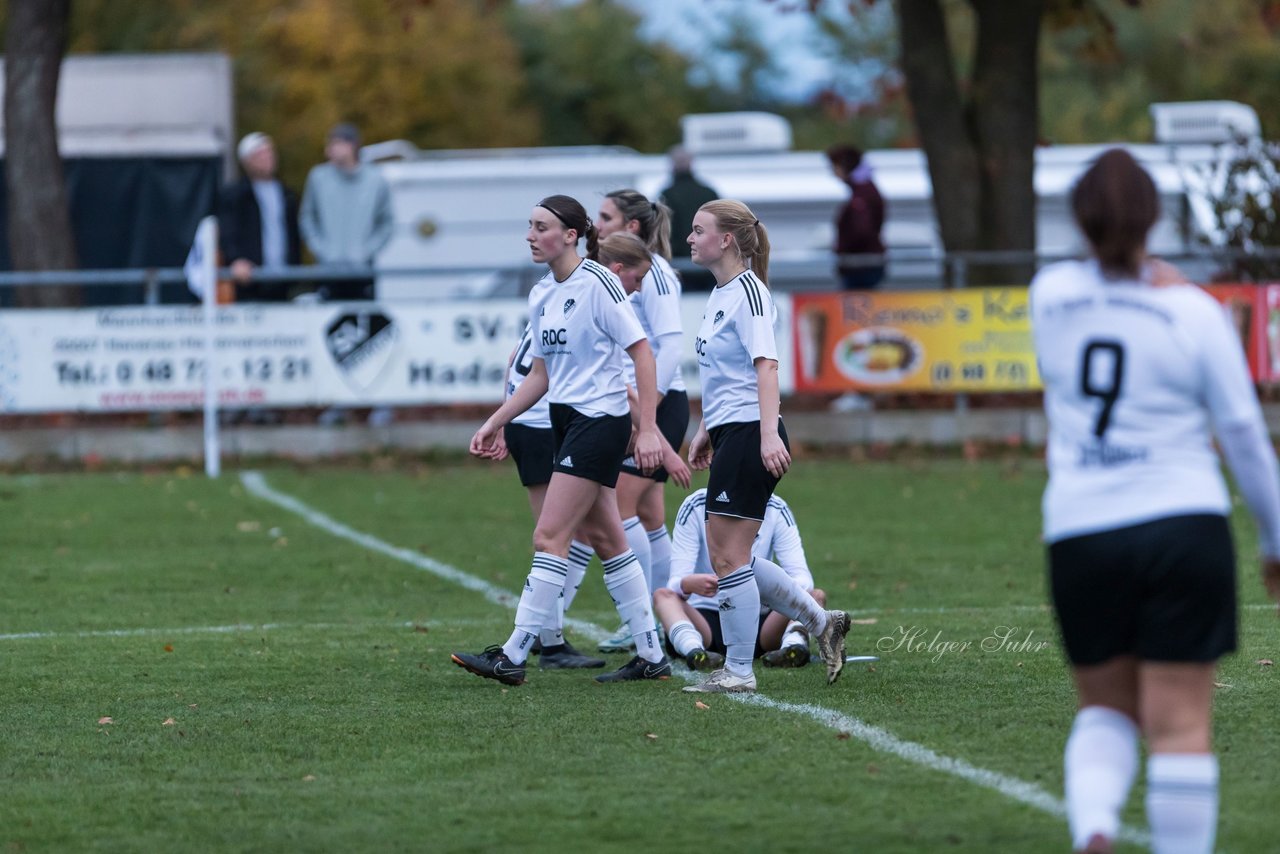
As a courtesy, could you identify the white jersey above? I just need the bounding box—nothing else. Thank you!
[1031,259,1263,542]
[694,270,779,429]
[507,321,551,429]
[530,258,646,418]
[668,488,812,612]
[622,253,686,393]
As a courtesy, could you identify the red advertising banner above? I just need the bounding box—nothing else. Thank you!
[1203,285,1268,382]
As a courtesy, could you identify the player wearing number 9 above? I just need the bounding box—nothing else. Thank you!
[1030,148,1280,854]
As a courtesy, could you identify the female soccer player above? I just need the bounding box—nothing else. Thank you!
[491,319,604,670]
[1031,148,1280,854]
[593,192,692,654]
[654,488,829,672]
[452,194,672,686]
[681,199,851,694]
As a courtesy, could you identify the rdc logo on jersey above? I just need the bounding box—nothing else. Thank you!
[563,298,577,318]
[713,310,725,326]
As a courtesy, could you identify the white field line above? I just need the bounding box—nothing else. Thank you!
[0,618,498,643]
[241,470,1151,847]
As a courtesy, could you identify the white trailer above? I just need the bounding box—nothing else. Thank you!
[368,103,1260,299]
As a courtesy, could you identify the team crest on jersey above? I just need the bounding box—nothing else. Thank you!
[563,298,577,318]
[713,310,725,326]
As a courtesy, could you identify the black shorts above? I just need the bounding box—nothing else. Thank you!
[504,422,554,487]
[619,390,691,483]
[704,419,790,521]
[549,403,632,488]
[1048,513,1237,666]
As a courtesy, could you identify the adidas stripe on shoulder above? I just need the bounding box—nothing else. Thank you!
[767,497,795,526]
[677,493,707,525]
[740,272,766,317]
[650,258,672,295]
[583,259,627,304]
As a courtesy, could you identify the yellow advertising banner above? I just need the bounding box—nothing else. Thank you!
[791,288,1041,392]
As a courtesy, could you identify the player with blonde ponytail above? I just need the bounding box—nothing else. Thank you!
[682,199,850,694]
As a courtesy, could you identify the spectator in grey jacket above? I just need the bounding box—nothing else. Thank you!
[299,123,393,300]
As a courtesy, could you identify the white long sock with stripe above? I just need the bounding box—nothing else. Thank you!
[622,516,653,594]
[562,540,593,613]
[717,565,761,677]
[502,552,566,665]
[602,549,663,663]
[1064,705,1138,849]
[668,620,703,658]
[748,556,828,635]
[646,525,672,594]
[1146,754,1218,854]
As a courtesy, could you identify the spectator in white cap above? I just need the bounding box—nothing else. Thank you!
[215,131,301,302]
[299,122,394,301]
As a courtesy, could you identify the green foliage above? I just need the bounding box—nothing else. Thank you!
[60,0,541,189]
[1041,0,1280,144]
[503,0,712,150]
[1198,134,1280,281]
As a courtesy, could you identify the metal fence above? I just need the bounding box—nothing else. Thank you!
[2,247,1278,307]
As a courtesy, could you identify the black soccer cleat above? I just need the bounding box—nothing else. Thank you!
[762,643,811,669]
[594,654,673,683]
[450,645,526,686]
[684,647,725,672]
[539,641,607,669]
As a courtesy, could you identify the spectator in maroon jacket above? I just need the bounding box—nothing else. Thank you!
[826,144,886,291]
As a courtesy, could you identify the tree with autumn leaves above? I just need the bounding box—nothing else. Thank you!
[4,0,1280,296]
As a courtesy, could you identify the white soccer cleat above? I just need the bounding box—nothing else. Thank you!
[681,667,757,694]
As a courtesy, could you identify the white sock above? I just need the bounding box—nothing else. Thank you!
[622,516,652,594]
[602,550,663,663]
[781,620,807,650]
[1146,753,1219,854]
[1064,706,1139,849]
[749,556,828,635]
[717,565,761,677]
[646,525,672,594]
[668,620,703,657]
[563,540,592,613]
[502,552,567,665]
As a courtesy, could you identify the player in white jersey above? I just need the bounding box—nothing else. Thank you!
[594,191,693,653]
[453,194,673,686]
[1031,149,1280,854]
[681,199,851,694]
[654,489,830,671]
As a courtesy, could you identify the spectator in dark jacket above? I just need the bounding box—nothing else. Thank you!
[659,145,719,292]
[827,144,886,290]
[217,132,302,302]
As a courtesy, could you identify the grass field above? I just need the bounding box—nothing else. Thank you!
[3,456,1278,852]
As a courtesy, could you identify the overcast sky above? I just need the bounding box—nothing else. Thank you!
[620,0,848,102]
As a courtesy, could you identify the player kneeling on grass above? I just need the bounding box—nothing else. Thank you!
[655,488,837,679]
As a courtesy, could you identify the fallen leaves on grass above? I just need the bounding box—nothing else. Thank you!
[1258,659,1274,667]
[97,716,113,725]
[162,718,176,726]
[694,701,710,710]
[850,618,877,625]
[836,732,851,740]
[644,733,658,740]
[413,625,430,634]
[236,521,261,533]
[163,644,174,653]
[302,775,316,782]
